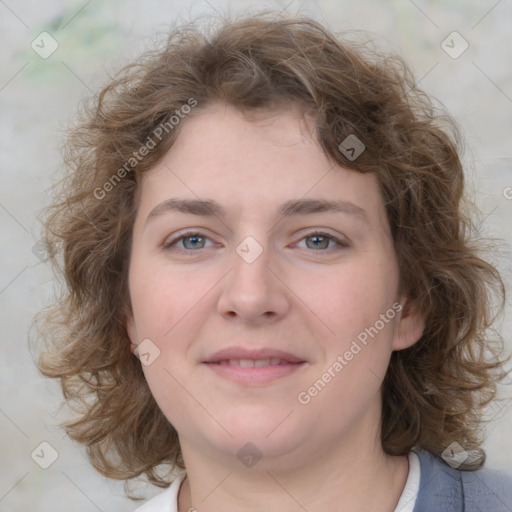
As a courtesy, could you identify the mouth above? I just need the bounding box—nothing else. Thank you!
[213,358,300,367]
[203,348,307,385]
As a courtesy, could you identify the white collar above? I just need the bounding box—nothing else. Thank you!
[393,450,421,512]
[133,472,185,512]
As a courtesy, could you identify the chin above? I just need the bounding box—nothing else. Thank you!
[218,411,308,454]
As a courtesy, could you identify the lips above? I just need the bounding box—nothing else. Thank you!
[203,347,305,365]
[203,347,307,384]
[216,358,295,367]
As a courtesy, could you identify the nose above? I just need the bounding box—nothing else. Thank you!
[216,237,291,325]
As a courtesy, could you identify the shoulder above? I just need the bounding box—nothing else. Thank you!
[413,449,512,512]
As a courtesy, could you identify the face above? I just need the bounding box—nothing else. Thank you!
[126,102,424,468]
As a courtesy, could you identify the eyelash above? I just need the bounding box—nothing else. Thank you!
[163,230,350,254]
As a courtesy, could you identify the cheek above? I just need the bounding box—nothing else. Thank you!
[296,255,398,336]
[302,262,398,415]
[129,258,207,338]
[296,251,400,386]
[141,363,192,430]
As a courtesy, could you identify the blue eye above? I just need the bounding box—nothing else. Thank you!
[294,232,349,252]
[163,232,212,251]
[163,230,349,253]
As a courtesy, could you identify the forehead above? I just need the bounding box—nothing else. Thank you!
[136,102,388,231]
[166,101,324,169]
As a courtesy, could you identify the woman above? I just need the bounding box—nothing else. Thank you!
[35,12,512,511]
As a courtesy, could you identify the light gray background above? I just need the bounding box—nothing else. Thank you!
[1,0,511,511]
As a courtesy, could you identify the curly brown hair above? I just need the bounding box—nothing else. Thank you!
[34,11,509,492]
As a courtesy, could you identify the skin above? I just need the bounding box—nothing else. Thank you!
[126,102,425,511]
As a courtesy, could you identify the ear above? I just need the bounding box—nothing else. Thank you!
[392,297,425,351]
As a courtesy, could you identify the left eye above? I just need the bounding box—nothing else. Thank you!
[163,231,348,252]
[293,232,348,251]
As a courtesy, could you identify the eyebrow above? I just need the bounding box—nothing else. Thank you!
[145,198,369,227]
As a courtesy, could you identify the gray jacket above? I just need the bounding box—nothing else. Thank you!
[413,449,512,511]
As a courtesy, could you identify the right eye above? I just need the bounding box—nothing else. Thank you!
[163,231,216,252]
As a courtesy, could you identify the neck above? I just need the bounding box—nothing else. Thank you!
[177,412,409,511]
